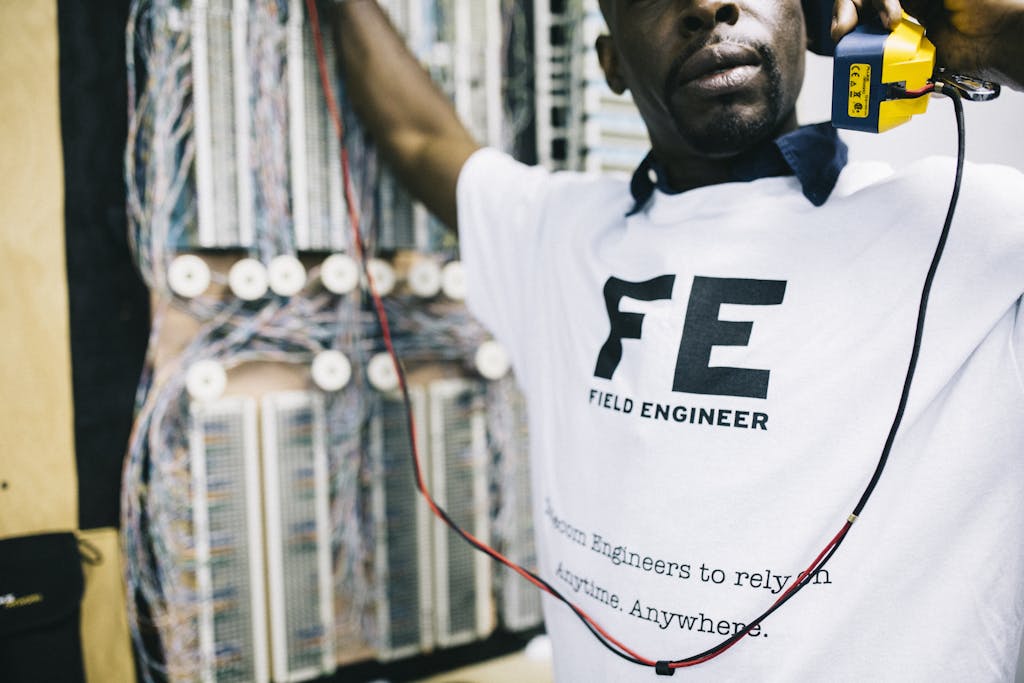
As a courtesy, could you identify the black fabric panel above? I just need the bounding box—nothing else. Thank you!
[58,0,149,531]
[0,533,86,683]
[1,606,85,683]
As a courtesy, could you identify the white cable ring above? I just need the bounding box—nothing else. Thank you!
[475,340,511,380]
[321,253,360,295]
[228,258,269,301]
[441,260,466,300]
[365,258,396,297]
[311,350,353,392]
[407,259,443,298]
[167,254,211,299]
[367,352,400,392]
[268,255,307,297]
[185,359,227,402]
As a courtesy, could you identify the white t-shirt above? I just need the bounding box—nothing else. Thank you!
[457,147,1024,682]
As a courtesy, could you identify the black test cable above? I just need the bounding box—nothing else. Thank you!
[309,2,969,672]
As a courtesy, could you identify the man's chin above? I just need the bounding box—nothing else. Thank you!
[667,87,783,156]
[674,110,777,158]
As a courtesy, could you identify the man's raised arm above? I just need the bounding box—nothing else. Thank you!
[331,0,481,231]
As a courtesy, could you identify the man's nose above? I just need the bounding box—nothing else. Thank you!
[678,1,740,35]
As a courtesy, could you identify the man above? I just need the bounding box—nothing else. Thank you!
[333,1,1024,679]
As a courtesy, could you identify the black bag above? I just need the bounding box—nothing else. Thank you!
[0,532,86,683]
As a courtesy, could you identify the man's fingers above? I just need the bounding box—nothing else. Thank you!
[831,0,905,43]
[875,0,906,29]
[831,0,862,42]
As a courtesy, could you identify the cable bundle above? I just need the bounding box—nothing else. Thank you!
[122,0,539,680]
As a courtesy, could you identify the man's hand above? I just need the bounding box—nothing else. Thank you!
[830,0,1024,91]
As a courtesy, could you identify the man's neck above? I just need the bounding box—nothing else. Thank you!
[655,155,734,193]
[651,113,800,194]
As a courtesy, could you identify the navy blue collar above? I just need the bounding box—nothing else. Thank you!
[627,122,848,216]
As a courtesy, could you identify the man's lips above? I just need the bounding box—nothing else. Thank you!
[671,43,764,96]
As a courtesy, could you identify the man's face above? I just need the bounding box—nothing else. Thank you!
[597,0,806,159]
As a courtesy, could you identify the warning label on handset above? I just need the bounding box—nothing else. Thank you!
[848,64,871,118]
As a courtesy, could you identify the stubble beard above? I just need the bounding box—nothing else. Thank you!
[670,46,786,157]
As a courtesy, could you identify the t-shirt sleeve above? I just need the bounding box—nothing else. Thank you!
[457,148,552,376]
[1014,297,1024,397]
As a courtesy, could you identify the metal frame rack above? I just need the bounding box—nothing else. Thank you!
[261,391,336,682]
[188,397,270,683]
[370,386,435,661]
[428,379,494,648]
